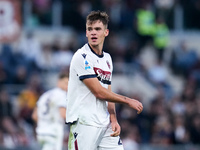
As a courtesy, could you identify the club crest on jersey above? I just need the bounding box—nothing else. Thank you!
[84,60,91,70]
[106,60,111,69]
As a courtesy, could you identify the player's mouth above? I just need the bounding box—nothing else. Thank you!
[91,37,97,42]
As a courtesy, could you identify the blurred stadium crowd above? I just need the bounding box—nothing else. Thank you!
[1,0,200,149]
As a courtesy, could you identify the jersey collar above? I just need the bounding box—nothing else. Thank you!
[87,43,104,58]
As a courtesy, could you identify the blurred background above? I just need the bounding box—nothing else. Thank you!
[0,0,200,149]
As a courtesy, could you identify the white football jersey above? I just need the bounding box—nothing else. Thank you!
[36,87,67,136]
[66,43,113,127]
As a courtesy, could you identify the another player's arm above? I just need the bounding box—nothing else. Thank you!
[32,107,38,123]
[83,78,143,114]
[107,85,121,137]
[59,107,66,120]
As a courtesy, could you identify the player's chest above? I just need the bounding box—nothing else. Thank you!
[93,58,112,81]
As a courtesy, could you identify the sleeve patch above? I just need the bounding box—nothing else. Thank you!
[84,60,91,70]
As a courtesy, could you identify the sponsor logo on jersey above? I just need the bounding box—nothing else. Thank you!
[81,53,87,59]
[94,67,111,84]
[84,60,91,70]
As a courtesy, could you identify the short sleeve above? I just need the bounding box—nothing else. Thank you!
[56,93,67,108]
[71,51,97,80]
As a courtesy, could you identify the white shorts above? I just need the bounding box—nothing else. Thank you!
[68,121,124,150]
[37,132,63,150]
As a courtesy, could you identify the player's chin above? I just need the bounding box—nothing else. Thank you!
[89,40,98,45]
[90,43,98,47]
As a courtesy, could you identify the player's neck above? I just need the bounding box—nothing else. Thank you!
[89,43,103,55]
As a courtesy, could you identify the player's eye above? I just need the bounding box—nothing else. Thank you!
[87,27,92,31]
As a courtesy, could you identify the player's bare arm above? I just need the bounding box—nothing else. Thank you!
[59,107,66,120]
[108,102,121,137]
[107,85,121,137]
[32,107,38,123]
[83,77,143,114]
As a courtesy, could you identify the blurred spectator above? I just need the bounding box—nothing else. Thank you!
[122,124,140,150]
[12,47,31,77]
[185,100,197,131]
[188,58,200,90]
[0,129,3,146]
[181,81,196,102]
[147,60,173,100]
[51,35,62,52]
[17,73,43,125]
[172,115,190,144]
[124,40,140,63]
[0,89,15,123]
[32,0,52,25]
[170,96,185,115]
[151,114,173,145]
[120,106,138,122]
[135,2,155,53]
[154,0,174,28]
[170,40,198,78]
[0,88,22,148]
[18,31,41,72]
[152,17,169,62]
[0,62,9,84]
[62,1,86,31]
[12,65,28,85]
[77,1,92,19]
[123,40,142,74]
[0,89,22,143]
[52,45,73,70]
[181,0,200,29]
[195,95,200,114]
[104,0,123,31]
[35,43,54,71]
[189,114,200,144]
[0,44,14,68]
[148,60,168,84]
[0,44,15,83]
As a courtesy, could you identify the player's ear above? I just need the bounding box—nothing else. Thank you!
[105,29,109,37]
[86,30,88,37]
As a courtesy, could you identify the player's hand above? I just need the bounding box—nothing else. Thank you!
[110,121,121,137]
[128,98,143,114]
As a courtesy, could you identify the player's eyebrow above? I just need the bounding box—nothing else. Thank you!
[94,27,101,30]
[87,26,102,31]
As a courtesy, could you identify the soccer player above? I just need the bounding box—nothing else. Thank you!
[32,72,69,150]
[66,11,143,150]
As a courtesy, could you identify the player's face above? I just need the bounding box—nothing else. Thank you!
[60,77,69,91]
[86,20,109,47]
